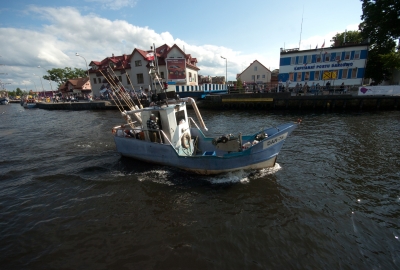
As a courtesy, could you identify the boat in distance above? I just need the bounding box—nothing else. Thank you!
[107,45,298,175]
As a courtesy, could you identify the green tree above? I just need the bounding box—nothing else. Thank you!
[236,77,243,89]
[359,0,400,83]
[42,67,87,88]
[331,30,363,46]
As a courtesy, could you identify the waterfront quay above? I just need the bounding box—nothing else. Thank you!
[198,91,400,111]
[32,91,400,112]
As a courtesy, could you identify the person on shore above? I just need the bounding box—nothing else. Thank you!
[326,81,331,94]
[340,82,345,93]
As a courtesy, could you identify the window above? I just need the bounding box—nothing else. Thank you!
[305,72,310,81]
[354,50,360,59]
[254,66,257,71]
[296,72,302,81]
[257,75,260,79]
[251,75,255,80]
[306,55,311,64]
[351,67,358,78]
[137,73,144,84]
[189,72,192,82]
[314,71,320,80]
[291,57,296,65]
[324,53,330,62]
[335,52,341,61]
[316,54,321,63]
[298,56,303,64]
[93,78,97,84]
[135,60,142,67]
[160,72,164,79]
[289,73,294,81]
[262,74,265,78]
[118,76,122,82]
[342,69,348,79]
[344,51,350,60]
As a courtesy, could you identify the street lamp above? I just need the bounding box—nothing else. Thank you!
[75,53,89,78]
[37,65,53,91]
[220,56,227,85]
[33,73,45,92]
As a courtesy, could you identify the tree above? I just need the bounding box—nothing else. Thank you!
[359,0,400,48]
[331,30,363,46]
[42,67,87,88]
[236,77,243,89]
[359,0,400,83]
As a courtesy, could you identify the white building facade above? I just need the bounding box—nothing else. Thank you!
[237,60,271,85]
[279,43,369,88]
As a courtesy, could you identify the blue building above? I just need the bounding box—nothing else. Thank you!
[279,42,369,88]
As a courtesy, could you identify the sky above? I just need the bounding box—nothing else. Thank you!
[0,0,363,92]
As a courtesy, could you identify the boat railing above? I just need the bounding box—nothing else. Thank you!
[188,117,201,130]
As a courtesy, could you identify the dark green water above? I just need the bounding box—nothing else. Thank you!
[0,103,399,269]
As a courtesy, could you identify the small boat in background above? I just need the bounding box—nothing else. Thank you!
[0,97,9,105]
[23,98,38,109]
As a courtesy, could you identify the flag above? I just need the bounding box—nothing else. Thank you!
[321,40,325,48]
[146,52,155,61]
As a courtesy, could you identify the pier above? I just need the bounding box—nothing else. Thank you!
[197,91,400,111]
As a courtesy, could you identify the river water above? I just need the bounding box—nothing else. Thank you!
[0,103,399,269]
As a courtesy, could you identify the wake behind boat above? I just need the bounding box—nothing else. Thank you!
[107,45,298,175]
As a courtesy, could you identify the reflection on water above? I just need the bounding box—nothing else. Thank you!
[0,104,399,269]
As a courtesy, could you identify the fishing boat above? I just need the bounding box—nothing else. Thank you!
[109,45,298,175]
[0,97,9,105]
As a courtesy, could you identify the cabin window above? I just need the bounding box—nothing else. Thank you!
[175,110,186,125]
[137,73,144,84]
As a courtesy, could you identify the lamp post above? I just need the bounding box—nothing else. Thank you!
[220,56,227,85]
[75,53,89,78]
[33,73,44,92]
[37,65,53,91]
[76,53,91,96]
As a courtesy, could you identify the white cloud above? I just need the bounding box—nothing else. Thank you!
[85,0,138,10]
[0,6,362,92]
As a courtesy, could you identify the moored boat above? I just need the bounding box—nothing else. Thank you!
[23,98,38,109]
[109,45,298,175]
[0,97,9,105]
